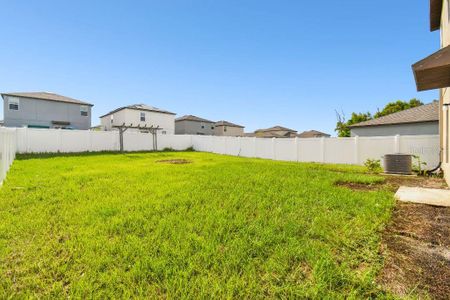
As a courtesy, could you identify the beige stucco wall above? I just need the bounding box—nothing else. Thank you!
[440,0,450,182]
[100,109,175,134]
[214,125,244,136]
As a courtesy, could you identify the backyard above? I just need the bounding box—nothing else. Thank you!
[0,151,395,298]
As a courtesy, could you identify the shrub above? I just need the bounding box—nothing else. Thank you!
[364,159,382,174]
[412,155,427,176]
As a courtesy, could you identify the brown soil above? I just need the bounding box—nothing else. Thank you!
[382,174,447,190]
[335,181,384,191]
[379,202,450,299]
[336,175,447,192]
[155,159,192,164]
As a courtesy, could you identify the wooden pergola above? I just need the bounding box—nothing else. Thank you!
[113,123,162,152]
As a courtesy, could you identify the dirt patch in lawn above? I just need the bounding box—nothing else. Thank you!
[379,202,450,299]
[382,175,447,190]
[156,159,192,164]
[336,175,447,192]
[335,181,384,191]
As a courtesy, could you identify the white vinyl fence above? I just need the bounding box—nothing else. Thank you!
[191,135,441,169]
[13,128,441,169]
[0,129,17,184]
[0,127,441,184]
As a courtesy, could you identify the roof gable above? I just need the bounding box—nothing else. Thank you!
[100,104,175,118]
[255,125,297,133]
[1,92,93,106]
[175,115,214,123]
[215,120,244,128]
[349,101,439,128]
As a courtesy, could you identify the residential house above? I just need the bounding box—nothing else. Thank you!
[349,101,439,137]
[412,0,450,181]
[1,92,93,129]
[298,130,331,138]
[254,126,297,138]
[214,121,245,136]
[175,115,215,135]
[100,104,176,134]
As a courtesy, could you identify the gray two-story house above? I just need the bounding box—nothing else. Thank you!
[175,115,216,135]
[1,92,93,130]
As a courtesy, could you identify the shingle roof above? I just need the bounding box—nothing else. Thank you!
[215,120,244,128]
[255,126,297,133]
[298,130,331,138]
[175,115,214,123]
[100,104,175,118]
[1,92,93,106]
[349,101,439,128]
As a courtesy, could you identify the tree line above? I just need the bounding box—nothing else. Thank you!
[335,99,424,137]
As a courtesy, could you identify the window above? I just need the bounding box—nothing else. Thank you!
[162,131,167,135]
[110,115,114,124]
[8,97,19,111]
[140,112,146,122]
[211,126,214,130]
[224,126,227,132]
[80,106,88,116]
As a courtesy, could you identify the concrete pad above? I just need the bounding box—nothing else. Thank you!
[395,186,450,207]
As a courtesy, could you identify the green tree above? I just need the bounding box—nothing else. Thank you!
[335,98,423,137]
[374,98,423,118]
[335,111,372,137]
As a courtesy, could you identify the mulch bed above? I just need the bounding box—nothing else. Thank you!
[378,200,450,299]
[155,159,192,164]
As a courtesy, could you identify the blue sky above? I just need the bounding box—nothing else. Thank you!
[0,0,440,135]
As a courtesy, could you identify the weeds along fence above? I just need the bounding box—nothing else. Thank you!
[10,128,441,170]
[0,129,17,184]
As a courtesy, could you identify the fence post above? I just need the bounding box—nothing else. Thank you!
[254,137,257,158]
[321,137,325,162]
[354,136,359,164]
[58,129,63,152]
[25,128,29,153]
[238,136,241,156]
[272,137,276,160]
[394,134,400,153]
[295,137,299,162]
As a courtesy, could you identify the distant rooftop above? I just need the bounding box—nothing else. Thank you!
[176,115,214,123]
[255,125,297,133]
[100,104,175,118]
[298,130,331,138]
[1,92,93,106]
[215,120,244,128]
[349,101,439,128]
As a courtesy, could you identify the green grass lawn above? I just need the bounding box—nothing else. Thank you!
[0,152,394,298]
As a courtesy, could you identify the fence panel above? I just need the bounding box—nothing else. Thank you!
[324,137,355,164]
[123,131,154,151]
[24,128,61,153]
[239,137,256,157]
[298,138,323,162]
[158,134,192,150]
[90,131,119,151]
[358,136,396,166]
[0,129,17,184]
[274,138,297,161]
[60,130,91,152]
[255,138,274,159]
[399,135,440,169]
